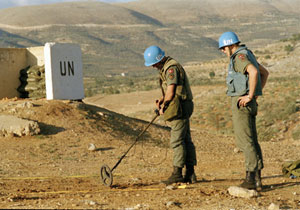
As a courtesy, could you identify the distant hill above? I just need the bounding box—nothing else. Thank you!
[0,0,299,77]
[0,2,163,27]
[0,29,41,47]
[123,0,300,23]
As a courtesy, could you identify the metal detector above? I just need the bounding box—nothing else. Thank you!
[100,110,159,187]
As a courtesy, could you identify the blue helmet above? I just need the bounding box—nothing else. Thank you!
[143,45,165,66]
[218,31,240,49]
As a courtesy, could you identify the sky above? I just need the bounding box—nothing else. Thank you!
[0,0,136,9]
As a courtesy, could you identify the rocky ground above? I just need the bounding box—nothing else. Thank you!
[0,88,299,209]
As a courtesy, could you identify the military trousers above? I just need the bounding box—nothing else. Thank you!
[231,96,264,172]
[168,101,197,168]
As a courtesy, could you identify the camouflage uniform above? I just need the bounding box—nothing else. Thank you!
[227,46,263,172]
[159,56,197,168]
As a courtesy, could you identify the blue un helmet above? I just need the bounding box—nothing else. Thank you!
[218,31,240,49]
[143,45,165,67]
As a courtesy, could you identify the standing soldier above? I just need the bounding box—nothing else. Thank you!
[143,45,197,185]
[218,32,269,190]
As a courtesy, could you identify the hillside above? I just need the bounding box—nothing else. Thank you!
[0,29,41,47]
[0,0,299,78]
[125,0,300,20]
[0,2,163,27]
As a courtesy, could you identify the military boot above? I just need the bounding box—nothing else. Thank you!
[162,166,184,185]
[255,170,262,191]
[239,171,256,190]
[183,165,197,183]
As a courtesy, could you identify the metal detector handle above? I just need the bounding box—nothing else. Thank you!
[111,110,159,172]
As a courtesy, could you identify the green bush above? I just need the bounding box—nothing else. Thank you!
[264,55,271,59]
[257,125,279,142]
[291,33,300,42]
[284,44,294,53]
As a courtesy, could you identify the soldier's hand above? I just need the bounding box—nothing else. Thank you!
[159,108,164,116]
[155,99,160,107]
[238,95,252,107]
[155,99,163,109]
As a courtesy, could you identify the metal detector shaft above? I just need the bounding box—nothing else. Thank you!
[111,111,159,172]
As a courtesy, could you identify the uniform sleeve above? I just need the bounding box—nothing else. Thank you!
[165,66,179,86]
[234,53,252,74]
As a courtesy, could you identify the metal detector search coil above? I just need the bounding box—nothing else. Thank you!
[100,165,113,186]
[100,110,159,187]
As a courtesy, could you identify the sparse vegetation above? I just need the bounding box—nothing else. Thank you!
[84,74,159,96]
[284,44,294,53]
[264,55,271,59]
[35,134,48,140]
[281,33,300,43]
[292,125,300,140]
[281,33,300,54]
[39,143,59,154]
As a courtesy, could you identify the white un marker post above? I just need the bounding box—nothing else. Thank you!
[44,43,85,100]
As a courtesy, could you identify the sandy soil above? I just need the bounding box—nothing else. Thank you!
[0,86,299,210]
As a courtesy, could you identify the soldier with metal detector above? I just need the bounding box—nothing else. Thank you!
[218,31,269,190]
[143,45,197,185]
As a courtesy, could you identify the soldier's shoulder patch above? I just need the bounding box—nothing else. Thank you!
[168,68,174,74]
[168,68,175,80]
[168,74,174,80]
[238,54,246,61]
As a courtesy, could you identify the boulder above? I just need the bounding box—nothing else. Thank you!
[0,115,40,137]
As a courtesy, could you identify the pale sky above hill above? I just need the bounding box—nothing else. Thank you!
[0,0,136,9]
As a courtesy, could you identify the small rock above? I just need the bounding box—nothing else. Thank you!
[268,203,280,210]
[88,143,96,151]
[89,201,96,206]
[16,102,34,108]
[166,185,176,190]
[234,148,241,153]
[134,204,149,209]
[9,108,17,114]
[85,200,97,206]
[131,177,142,182]
[7,197,15,202]
[97,112,105,116]
[228,186,259,198]
[85,194,92,198]
[166,201,175,208]
[166,201,180,208]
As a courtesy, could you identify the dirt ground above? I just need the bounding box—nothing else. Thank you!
[0,85,300,209]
